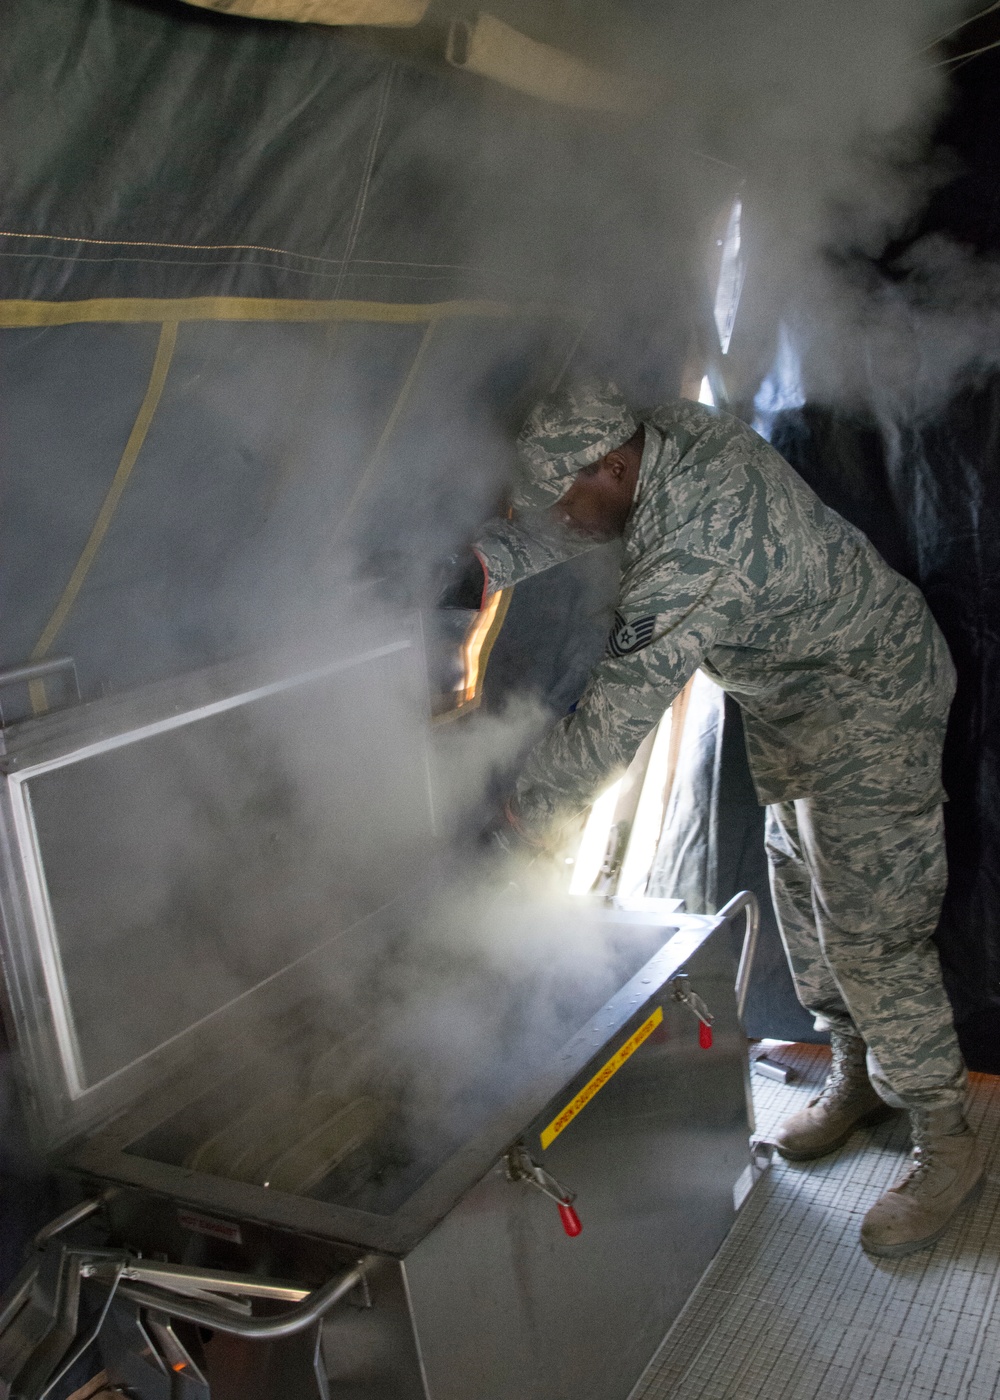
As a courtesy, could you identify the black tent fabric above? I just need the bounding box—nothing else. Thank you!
[769,391,1000,1073]
[739,43,1000,1074]
[666,40,1000,1067]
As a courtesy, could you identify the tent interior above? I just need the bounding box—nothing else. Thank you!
[3,0,1000,1395]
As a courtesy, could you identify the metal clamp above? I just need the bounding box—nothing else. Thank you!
[505,1143,575,1205]
[0,1243,125,1400]
[0,1195,111,1344]
[670,973,715,1048]
[505,1144,582,1237]
[670,975,714,1028]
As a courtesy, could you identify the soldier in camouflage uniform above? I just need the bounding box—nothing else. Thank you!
[471,379,984,1257]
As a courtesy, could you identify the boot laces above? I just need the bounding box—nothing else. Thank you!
[897,1138,933,1191]
[813,1038,867,1109]
[896,1117,957,1192]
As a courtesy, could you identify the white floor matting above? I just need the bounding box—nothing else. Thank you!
[631,1043,1000,1400]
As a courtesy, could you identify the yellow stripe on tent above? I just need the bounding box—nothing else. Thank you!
[28,321,180,711]
[0,297,557,327]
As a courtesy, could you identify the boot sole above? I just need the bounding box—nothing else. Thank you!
[774,1102,899,1162]
[860,1172,986,1259]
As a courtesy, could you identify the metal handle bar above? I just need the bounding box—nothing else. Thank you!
[0,657,80,693]
[0,1260,38,1336]
[0,656,81,725]
[716,890,760,1024]
[114,1258,371,1340]
[33,1195,106,1249]
[0,1198,109,1334]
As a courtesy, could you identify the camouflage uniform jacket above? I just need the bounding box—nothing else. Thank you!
[475,402,956,832]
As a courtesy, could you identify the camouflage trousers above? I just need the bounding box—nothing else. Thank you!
[765,796,967,1112]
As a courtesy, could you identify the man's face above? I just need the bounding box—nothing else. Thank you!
[552,431,643,541]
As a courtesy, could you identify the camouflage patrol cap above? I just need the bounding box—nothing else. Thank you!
[512,379,638,512]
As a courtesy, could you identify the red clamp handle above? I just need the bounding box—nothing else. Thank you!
[699,1020,713,1049]
[558,1200,583,1236]
[506,1145,582,1237]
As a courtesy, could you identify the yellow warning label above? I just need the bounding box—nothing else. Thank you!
[540,1005,663,1150]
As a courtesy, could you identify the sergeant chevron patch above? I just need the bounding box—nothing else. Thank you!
[608,610,657,657]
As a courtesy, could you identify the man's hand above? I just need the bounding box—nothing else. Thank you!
[478,798,544,862]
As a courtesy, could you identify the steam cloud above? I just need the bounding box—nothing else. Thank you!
[7,0,995,1208]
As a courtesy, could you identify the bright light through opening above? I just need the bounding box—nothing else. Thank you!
[698,376,715,407]
[616,712,674,902]
[713,197,745,355]
[568,779,622,896]
[752,322,804,442]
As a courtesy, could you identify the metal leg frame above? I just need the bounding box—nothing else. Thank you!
[0,1224,371,1400]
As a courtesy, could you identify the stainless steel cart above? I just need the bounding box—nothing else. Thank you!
[0,619,759,1400]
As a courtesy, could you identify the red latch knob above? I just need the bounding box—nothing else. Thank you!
[558,1200,583,1237]
[699,1021,713,1049]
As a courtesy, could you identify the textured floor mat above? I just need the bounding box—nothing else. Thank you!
[631,1043,1000,1400]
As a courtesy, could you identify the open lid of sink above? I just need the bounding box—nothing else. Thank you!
[0,611,436,1150]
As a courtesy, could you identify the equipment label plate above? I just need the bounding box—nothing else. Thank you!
[178,1209,243,1245]
[540,1005,663,1149]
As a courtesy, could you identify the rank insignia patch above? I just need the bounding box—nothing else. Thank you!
[608,610,657,657]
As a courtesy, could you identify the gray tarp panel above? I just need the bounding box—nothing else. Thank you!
[0,310,574,704]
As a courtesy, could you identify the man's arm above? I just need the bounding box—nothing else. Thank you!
[510,602,717,837]
[473,512,604,594]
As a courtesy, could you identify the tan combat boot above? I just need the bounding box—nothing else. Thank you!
[773,1031,895,1161]
[860,1106,985,1257]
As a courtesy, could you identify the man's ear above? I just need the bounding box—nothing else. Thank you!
[605,450,629,481]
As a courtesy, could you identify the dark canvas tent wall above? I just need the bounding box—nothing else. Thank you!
[0,0,713,715]
[1,1,692,710]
